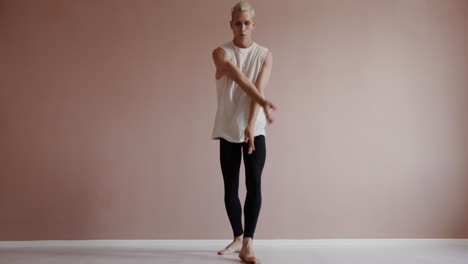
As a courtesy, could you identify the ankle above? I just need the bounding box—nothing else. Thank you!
[234,235,243,242]
[242,237,253,246]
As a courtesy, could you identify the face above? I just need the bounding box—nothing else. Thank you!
[230,11,255,40]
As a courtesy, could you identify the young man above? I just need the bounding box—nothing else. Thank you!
[211,1,275,263]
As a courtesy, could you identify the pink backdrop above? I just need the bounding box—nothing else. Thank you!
[1,0,468,240]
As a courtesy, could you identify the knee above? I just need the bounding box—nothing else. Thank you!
[246,178,261,194]
[246,186,262,200]
[224,192,238,204]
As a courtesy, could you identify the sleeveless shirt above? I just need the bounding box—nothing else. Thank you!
[212,41,269,143]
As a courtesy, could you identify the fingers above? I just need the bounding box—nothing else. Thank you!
[248,139,255,154]
[265,108,274,124]
[263,101,276,124]
[244,135,255,154]
[268,102,277,110]
[264,100,276,110]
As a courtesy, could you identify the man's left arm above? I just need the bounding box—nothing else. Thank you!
[245,51,273,154]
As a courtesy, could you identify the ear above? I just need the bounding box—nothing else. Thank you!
[229,20,233,29]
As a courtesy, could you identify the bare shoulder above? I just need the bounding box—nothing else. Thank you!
[263,50,273,66]
[212,47,228,78]
[212,47,226,61]
[265,50,273,61]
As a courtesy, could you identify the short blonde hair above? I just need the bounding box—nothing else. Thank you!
[231,1,255,18]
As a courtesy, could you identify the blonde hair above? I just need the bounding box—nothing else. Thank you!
[231,1,255,18]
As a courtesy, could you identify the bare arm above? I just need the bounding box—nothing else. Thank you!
[212,47,266,105]
[247,50,273,128]
[243,51,273,154]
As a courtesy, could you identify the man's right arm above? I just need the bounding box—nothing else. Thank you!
[212,47,266,106]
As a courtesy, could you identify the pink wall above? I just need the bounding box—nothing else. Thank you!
[1,0,467,240]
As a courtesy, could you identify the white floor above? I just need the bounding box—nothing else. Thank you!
[1,239,467,264]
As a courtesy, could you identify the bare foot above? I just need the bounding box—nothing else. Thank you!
[218,236,243,255]
[239,237,261,264]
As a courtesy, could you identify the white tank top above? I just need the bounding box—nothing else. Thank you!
[212,41,269,143]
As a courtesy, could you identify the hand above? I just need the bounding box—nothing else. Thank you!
[261,99,276,124]
[244,127,255,154]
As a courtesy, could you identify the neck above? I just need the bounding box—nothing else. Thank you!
[233,38,253,48]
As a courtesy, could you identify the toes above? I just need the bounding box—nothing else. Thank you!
[219,248,239,255]
[218,249,230,255]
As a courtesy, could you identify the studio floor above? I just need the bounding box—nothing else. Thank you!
[0,239,467,264]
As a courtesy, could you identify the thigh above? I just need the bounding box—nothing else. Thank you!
[220,138,242,178]
[242,135,266,173]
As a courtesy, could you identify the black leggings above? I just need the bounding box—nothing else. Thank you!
[220,135,266,239]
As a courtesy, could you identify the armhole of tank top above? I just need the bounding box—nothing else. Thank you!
[259,47,269,69]
[216,75,226,82]
[221,45,232,61]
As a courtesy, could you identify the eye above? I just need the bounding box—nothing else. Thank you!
[235,22,242,27]
[244,21,251,26]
